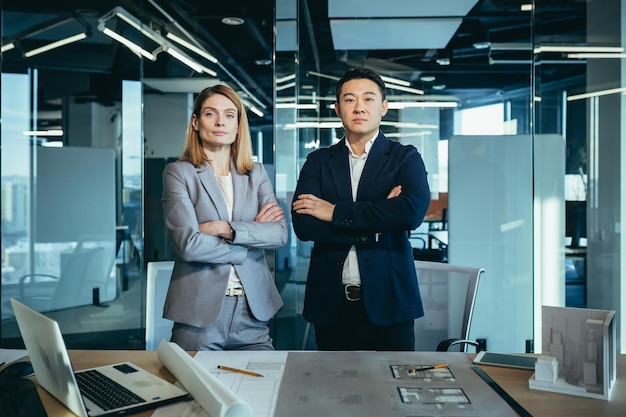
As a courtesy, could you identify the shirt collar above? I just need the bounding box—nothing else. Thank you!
[344,130,379,157]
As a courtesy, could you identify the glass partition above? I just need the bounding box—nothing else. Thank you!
[1,3,144,348]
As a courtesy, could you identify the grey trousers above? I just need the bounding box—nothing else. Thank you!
[171,296,274,351]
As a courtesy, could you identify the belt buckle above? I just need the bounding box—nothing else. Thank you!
[344,284,361,301]
[226,287,245,297]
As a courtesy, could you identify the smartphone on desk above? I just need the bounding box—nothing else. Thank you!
[473,351,539,370]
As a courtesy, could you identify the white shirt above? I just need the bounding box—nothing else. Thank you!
[215,172,243,289]
[341,132,378,286]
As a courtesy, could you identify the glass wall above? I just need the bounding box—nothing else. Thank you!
[273,0,625,353]
[2,1,625,353]
[1,3,144,348]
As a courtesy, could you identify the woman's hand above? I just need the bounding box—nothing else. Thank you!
[255,202,285,222]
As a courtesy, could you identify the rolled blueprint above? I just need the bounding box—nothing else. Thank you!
[157,340,252,417]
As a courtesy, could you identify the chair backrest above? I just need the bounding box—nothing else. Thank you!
[414,260,484,352]
[146,261,175,350]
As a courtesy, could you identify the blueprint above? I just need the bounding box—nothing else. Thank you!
[274,351,519,417]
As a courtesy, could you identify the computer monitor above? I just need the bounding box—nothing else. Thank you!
[565,200,586,248]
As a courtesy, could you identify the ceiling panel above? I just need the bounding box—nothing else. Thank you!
[330,18,463,50]
[328,0,479,18]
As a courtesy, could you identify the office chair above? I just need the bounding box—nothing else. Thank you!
[414,260,484,352]
[145,261,175,350]
[15,246,109,313]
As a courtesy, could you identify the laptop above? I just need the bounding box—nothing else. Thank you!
[10,298,189,417]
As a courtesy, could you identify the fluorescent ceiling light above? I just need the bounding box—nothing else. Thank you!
[567,87,626,101]
[277,74,296,83]
[24,32,87,58]
[567,53,626,59]
[535,46,624,53]
[380,75,410,87]
[276,82,296,91]
[248,105,264,117]
[285,121,343,129]
[385,83,424,95]
[22,129,64,136]
[101,27,157,60]
[166,48,203,73]
[308,71,340,81]
[1,42,15,53]
[197,64,217,77]
[489,57,531,65]
[166,32,218,63]
[490,43,531,51]
[388,101,458,108]
[276,103,318,109]
[381,121,437,129]
[114,8,162,44]
[385,131,434,139]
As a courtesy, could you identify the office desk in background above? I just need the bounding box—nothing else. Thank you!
[28,350,626,417]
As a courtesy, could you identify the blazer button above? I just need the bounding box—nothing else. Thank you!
[342,219,352,226]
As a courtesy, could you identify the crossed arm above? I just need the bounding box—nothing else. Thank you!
[292,185,402,222]
[199,202,285,238]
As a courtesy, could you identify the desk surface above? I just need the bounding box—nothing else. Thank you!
[28,351,626,417]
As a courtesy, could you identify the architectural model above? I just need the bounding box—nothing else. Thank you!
[529,305,616,400]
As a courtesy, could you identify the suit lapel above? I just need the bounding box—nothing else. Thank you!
[197,162,230,220]
[327,139,353,201]
[357,133,389,200]
[231,160,247,221]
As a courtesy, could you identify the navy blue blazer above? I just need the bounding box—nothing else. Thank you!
[292,132,431,326]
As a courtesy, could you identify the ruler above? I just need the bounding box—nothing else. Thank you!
[471,366,533,417]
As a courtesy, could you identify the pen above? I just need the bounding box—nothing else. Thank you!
[408,364,448,373]
[217,365,264,377]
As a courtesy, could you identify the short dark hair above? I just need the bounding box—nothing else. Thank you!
[335,68,387,101]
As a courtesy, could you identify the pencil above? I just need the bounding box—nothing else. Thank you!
[408,364,448,373]
[217,365,264,377]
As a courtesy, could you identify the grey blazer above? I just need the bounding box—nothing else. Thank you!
[161,160,287,328]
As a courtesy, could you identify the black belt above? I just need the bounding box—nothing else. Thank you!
[343,284,361,301]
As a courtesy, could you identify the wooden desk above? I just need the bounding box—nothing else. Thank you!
[34,351,626,417]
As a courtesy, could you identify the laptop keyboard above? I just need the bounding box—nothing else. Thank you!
[0,376,48,417]
[75,369,146,411]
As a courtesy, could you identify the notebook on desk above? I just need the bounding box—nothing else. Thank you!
[10,298,189,417]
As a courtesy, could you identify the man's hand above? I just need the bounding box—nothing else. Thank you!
[292,194,335,222]
[387,185,402,199]
[255,202,285,222]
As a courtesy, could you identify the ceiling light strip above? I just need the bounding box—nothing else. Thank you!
[1,42,16,53]
[166,32,218,63]
[535,45,624,53]
[277,74,296,84]
[23,129,64,137]
[380,75,411,87]
[101,27,157,60]
[24,32,87,58]
[166,48,203,73]
[388,101,458,108]
[276,103,318,109]
[567,87,626,102]
[567,53,626,59]
[384,83,424,95]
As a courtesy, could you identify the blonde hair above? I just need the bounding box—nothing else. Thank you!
[179,84,254,174]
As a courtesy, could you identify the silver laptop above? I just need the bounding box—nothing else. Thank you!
[10,298,189,417]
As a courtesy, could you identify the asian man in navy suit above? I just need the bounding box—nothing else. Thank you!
[292,68,430,351]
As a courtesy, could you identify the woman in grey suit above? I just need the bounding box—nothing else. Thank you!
[162,85,287,350]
